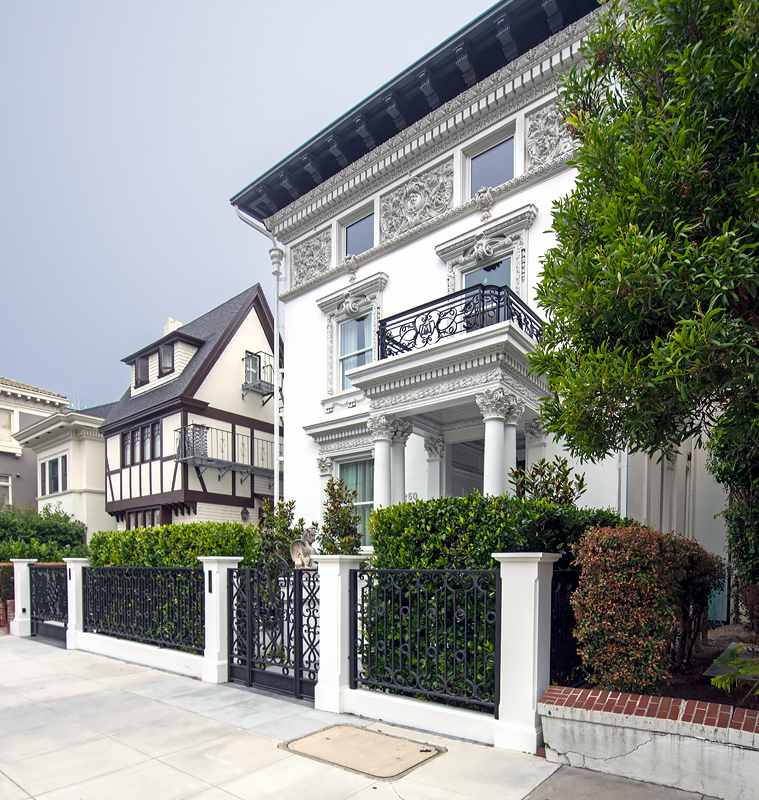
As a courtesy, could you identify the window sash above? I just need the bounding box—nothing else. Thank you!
[244,352,260,384]
[123,433,132,467]
[340,459,374,546]
[0,409,11,442]
[464,257,512,289]
[48,459,59,494]
[40,463,46,496]
[135,357,149,387]
[0,475,9,506]
[470,137,514,196]
[142,426,152,461]
[159,344,174,375]
[61,455,68,492]
[133,429,141,464]
[152,422,161,460]
[339,316,372,391]
[345,213,374,257]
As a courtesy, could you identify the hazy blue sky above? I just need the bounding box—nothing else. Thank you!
[1,0,497,407]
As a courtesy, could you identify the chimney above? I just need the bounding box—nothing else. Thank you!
[164,317,182,336]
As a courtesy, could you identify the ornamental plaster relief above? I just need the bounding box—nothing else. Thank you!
[524,419,547,445]
[318,436,374,455]
[525,103,574,171]
[291,228,332,289]
[424,436,445,459]
[317,457,334,476]
[476,389,525,422]
[267,10,600,244]
[367,369,503,411]
[379,159,454,243]
[390,419,414,445]
[367,414,397,440]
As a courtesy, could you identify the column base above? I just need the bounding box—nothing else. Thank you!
[10,618,31,637]
[314,681,348,714]
[493,719,543,754]
[202,657,228,684]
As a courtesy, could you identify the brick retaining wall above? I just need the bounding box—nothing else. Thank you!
[538,686,759,800]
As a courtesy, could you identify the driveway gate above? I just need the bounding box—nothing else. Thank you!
[30,564,68,643]
[228,549,319,699]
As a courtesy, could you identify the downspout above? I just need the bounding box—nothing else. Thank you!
[234,206,284,506]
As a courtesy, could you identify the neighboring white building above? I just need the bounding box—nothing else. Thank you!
[0,377,69,508]
[99,285,280,531]
[230,0,726,566]
[15,404,118,537]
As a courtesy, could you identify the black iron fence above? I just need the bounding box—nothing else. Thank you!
[83,567,204,653]
[550,570,583,686]
[350,568,500,714]
[228,551,320,699]
[378,283,543,359]
[30,564,68,624]
[175,424,276,471]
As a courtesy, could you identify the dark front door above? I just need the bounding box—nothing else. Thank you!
[30,564,68,644]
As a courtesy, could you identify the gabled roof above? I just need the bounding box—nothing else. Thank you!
[230,0,597,222]
[100,285,275,433]
[0,376,68,402]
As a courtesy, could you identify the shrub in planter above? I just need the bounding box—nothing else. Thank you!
[88,521,261,567]
[571,525,724,693]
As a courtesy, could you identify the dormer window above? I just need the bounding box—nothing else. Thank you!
[135,356,149,388]
[159,344,174,376]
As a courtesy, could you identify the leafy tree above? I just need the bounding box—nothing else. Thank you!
[0,500,86,548]
[531,0,759,464]
[509,456,587,505]
[319,477,361,555]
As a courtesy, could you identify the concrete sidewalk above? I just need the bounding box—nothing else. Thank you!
[0,632,719,800]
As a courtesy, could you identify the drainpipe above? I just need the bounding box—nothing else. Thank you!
[234,206,284,506]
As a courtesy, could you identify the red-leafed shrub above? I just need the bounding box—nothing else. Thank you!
[571,525,723,693]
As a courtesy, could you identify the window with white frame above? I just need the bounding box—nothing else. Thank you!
[464,257,512,289]
[469,136,514,196]
[339,459,374,546]
[40,454,68,496]
[244,351,260,384]
[159,344,174,376]
[345,213,374,257]
[0,475,10,506]
[339,315,372,391]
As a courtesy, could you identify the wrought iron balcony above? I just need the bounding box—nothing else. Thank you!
[175,424,280,480]
[378,283,543,360]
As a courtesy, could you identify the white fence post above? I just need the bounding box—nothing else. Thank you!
[63,558,90,649]
[312,554,364,713]
[198,556,242,684]
[9,559,36,637]
[492,552,561,754]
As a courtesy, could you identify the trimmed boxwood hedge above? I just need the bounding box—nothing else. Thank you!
[368,494,626,570]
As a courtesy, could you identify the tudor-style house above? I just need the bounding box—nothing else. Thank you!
[99,285,281,530]
[230,0,727,574]
[15,402,117,536]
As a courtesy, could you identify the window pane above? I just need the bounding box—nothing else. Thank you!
[49,459,59,494]
[0,410,11,442]
[0,476,9,506]
[471,137,514,195]
[341,350,372,390]
[153,422,161,459]
[346,213,374,256]
[61,455,68,492]
[143,427,151,461]
[136,357,149,386]
[159,344,174,374]
[134,429,141,463]
[245,352,260,384]
[340,460,374,546]
[40,463,46,496]
[123,433,131,467]
[339,316,371,356]
[465,258,511,288]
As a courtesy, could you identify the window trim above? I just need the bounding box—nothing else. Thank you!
[158,344,174,377]
[336,456,375,547]
[338,315,373,392]
[339,202,376,261]
[121,422,163,467]
[0,474,10,506]
[462,123,517,201]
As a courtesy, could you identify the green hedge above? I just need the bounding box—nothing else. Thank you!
[0,502,87,547]
[0,564,13,602]
[368,494,626,570]
[88,522,262,567]
[0,539,89,563]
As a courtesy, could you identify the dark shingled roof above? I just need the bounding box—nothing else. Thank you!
[80,402,118,420]
[101,286,268,432]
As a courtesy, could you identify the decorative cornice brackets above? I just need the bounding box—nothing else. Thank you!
[267,10,598,242]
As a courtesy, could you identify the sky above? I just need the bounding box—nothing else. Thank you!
[1,0,499,408]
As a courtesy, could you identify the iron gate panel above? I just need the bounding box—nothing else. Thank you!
[30,564,68,642]
[228,551,319,699]
[550,569,583,686]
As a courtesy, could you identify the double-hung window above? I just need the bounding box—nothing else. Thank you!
[339,315,372,391]
[159,344,174,376]
[48,459,59,494]
[339,460,374,546]
[0,475,10,506]
[135,356,149,387]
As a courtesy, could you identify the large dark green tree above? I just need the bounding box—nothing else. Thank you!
[532,0,759,460]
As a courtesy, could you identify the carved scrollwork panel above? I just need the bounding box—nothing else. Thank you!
[380,159,454,243]
[525,103,574,171]
[291,228,332,288]
[424,436,445,459]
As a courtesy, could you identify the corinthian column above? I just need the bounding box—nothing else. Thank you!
[367,414,395,508]
[424,436,445,499]
[477,389,524,497]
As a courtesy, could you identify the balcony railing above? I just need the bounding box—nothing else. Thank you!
[378,283,542,360]
[175,424,279,475]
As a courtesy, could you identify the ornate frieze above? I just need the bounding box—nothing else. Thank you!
[380,159,454,243]
[367,414,397,440]
[317,457,334,476]
[390,419,414,445]
[476,389,525,422]
[369,369,503,411]
[291,228,332,289]
[424,436,445,459]
[525,104,574,171]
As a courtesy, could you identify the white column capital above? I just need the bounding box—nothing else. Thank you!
[367,413,396,441]
[317,456,334,476]
[476,389,524,423]
[424,436,445,459]
[390,419,413,445]
[524,420,546,445]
